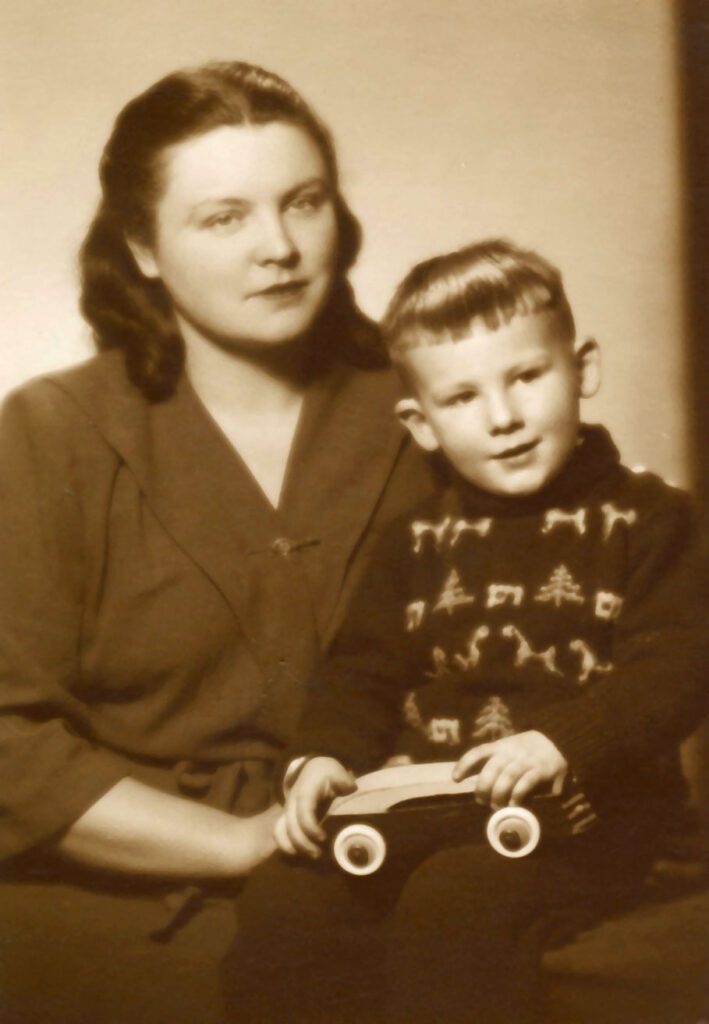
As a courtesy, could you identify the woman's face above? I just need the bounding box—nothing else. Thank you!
[131,122,339,349]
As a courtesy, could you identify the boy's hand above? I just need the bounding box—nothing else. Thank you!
[452,731,568,809]
[275,757,356,859]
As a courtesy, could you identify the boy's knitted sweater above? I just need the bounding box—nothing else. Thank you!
[292,427,707,822]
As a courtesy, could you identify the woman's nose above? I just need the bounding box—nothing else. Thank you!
[255,211,299,266]
[485,389,522,434]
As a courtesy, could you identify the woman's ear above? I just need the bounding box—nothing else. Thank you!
[575,337,601,398]
[125,236,161,280]
[395,397,440,452]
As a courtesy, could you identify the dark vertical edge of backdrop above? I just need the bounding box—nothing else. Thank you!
[676,1,709,826]
[679,0,709,504]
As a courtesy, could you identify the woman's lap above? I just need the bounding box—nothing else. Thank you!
[0,878,235,1024]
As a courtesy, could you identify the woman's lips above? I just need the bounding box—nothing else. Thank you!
[251,280,308,298]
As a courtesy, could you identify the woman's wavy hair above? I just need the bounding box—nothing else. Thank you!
[80,61,384,401]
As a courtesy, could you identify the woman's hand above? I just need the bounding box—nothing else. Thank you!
[276,756,356,859]
[452,730,568,809]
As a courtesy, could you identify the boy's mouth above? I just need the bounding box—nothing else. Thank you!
[492,440,539,461]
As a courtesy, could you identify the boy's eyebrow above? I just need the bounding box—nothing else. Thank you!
[426,353,554,399]
[429,378,480,401]
[507,353,552,371]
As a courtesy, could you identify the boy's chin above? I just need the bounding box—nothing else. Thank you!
[460,468,554,498]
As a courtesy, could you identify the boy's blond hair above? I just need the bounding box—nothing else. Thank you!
[382,239,576,362]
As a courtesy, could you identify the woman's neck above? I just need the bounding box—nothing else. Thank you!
[180,323,314,508]
[182,323,311,416]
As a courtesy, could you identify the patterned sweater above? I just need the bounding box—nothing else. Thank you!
[291,427,708,825]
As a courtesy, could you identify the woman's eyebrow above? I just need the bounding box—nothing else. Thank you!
[192,196,251,212]
[281,176,330,203]
[190,176,329,215]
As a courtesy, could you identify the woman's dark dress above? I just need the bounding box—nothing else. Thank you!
[0,349,438,1023]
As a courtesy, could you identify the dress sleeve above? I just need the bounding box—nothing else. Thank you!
[530,485,708,785]
[0,384,126,859]
[287,516,417,774]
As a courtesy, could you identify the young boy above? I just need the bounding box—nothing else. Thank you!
[224,240,707,1024]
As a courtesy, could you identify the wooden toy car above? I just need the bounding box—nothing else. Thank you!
[324,762,597,876]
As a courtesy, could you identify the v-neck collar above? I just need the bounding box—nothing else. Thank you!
[51,351,409,662]
[276,358,411,638]
[183,374,298,525]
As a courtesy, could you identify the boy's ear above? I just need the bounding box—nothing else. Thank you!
[395,397,440,452]
[125,236,161,280]
[575,336,601,398]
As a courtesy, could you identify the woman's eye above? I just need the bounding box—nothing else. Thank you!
[289,191,325,213]
[204,210,246,231]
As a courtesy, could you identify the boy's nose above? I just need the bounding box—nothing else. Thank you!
[486,390,522,434]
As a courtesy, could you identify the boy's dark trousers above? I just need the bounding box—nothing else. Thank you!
[223,829,648,1024]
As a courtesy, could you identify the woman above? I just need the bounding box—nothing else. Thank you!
[0,62,439,1023]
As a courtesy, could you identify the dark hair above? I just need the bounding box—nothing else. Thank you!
[80,61,383,401]
[382,238,575,360]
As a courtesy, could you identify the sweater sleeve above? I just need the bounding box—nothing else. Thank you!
[0,384,127,859]
[287,516,418,774]
[530,484,708,785]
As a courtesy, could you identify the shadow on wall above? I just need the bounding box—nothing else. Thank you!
[679,0,709,824]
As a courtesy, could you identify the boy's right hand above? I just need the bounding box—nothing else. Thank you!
[275,757,356,859]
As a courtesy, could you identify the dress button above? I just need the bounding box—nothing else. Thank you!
[271,537,293,557]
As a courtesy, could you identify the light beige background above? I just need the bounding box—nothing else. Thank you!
[0,0,690,484]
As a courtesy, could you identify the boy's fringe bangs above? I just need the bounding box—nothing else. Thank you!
[388,277,559,352]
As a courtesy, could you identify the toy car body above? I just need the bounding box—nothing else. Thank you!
[324,762,597,876]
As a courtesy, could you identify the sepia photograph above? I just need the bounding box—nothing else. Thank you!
[1,1,707,1021]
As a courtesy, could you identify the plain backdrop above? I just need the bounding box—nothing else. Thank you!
[3,0,707,810]
[0,0,690,484]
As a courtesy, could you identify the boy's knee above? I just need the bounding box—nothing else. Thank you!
[394,845,538,930]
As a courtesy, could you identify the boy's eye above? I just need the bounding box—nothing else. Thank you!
[445,390,478,406]
[516,367,544,384]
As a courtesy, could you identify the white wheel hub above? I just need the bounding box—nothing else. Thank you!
[332,823,387,875]
[486,806,541,858]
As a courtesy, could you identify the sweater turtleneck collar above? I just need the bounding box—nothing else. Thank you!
[450,425,622,517]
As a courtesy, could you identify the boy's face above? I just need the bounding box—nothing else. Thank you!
[396,311,600,497]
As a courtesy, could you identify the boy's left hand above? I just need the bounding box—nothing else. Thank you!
[452,730,568,809]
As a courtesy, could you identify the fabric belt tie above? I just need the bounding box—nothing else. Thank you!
[150,758,276,943]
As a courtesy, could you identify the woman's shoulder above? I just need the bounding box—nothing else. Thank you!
[3,350,132,419]
[0,351,143,467]
[45,349,138,411]
[331,359,402,405]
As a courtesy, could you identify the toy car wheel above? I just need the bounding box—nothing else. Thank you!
[486,806,541,858]
[332,823,387,876]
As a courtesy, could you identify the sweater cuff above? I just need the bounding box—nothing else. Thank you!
[278,755,309,801]
[275,753,327,802]
[528,695,618,784]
